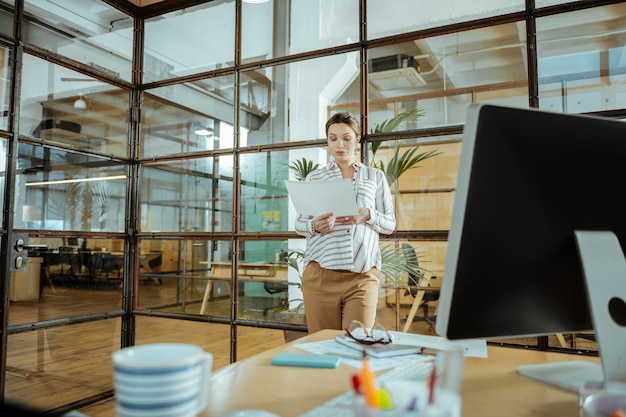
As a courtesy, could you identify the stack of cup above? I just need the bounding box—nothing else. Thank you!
[112,343,213,417]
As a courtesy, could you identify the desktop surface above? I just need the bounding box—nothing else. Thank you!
[204,330,598,417]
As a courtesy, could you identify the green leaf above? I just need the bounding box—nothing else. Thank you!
[379,244,428,289]
[289,158,320,181]
[379,145,443,188]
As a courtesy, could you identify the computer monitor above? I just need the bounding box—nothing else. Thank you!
[436,103,626,392]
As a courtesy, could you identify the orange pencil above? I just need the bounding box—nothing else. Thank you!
[360,350,379,408]
[428,363,437,405]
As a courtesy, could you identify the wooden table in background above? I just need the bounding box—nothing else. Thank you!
[200,262,288,314]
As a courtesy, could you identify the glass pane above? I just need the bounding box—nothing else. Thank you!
[0,140,6,224]
[143,0,235,83]
[22,0,133,82]
[139,156,233,233]
[537,3,626,113]
[6,319,121,409]
[8,237,124,325]
[242,0,359,63]
[136,237,305,325]
[240,147,331,232]
[367,0,524,40]
[240,150,289,232]
[395,138,459,230]
[366,23,529,130]
[137,239,233,316]
[369,137,459,232]
[142,78,234,157]
[242,52,360,145]
[0,44,11,131]
[536,0,578,6]
[237,237,301,323]
[378,239,447,332]
[19,54,129,157]
[198,239,304,323]
[0,1,13,37]
[15,144,127,232]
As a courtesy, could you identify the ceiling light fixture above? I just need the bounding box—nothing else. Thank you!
[193,120,215,136]
[194,127,214,136]
[74,95,87,110]
[26,175,126,187]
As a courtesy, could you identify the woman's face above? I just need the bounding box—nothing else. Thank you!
[327,122,360,164]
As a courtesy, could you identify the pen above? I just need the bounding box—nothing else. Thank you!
[360,350,379,408]
[428,363,437,405]
[351,374,368,417]
[351,374,362,395]
[407,396,418,411]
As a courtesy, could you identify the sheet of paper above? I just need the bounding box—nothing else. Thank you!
[293,339,431,371]
[285,179,359,217]
[293,331,488,371]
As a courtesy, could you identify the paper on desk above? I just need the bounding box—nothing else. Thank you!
[293,331,487,371]
[285,179,359,217]
[293,339,430,371]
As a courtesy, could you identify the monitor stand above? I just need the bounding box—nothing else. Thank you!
[517,360,603,392]
[517,231,626,392]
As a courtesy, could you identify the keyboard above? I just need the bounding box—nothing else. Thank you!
[297,358,434,417]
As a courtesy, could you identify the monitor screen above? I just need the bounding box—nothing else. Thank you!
[435,103,626,390]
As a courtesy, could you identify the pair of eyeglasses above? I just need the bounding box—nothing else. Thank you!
[344,320,393,345]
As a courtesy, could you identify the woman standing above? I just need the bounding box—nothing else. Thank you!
[294,112,396,333]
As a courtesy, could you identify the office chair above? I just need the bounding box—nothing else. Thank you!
[148,252,162,269]
[57,247,89,287]
[141,250,163,284]
[263,281,289,315]
[91,252,122,288]
[402,243,439,332]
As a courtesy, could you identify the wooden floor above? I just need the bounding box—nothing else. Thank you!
[5,281,597,416]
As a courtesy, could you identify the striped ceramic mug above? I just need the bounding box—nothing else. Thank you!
[112,343,212,417]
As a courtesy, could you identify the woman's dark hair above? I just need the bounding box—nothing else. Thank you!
[325,112,361,137]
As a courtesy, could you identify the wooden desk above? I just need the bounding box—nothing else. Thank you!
[200,262,288,314]
[204,330,599,417]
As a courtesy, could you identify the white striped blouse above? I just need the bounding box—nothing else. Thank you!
[294,160,396,273]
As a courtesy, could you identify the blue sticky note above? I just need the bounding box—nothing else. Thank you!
[271,352,341,368]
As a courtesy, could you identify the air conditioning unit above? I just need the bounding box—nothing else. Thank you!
[368,54,420,73]
[368,54,426,90]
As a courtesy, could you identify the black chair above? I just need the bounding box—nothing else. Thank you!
[263,281,289,315]
[402,243,439,331]
[76,248,97,287]
[90,252,121,288]
[142,251,163,284]
[149,252,162,269]
[57,247,90,286]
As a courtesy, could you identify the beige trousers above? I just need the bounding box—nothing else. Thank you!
[301,261,380,334]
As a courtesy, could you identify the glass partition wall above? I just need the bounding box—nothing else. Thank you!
[2,0,625,412]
